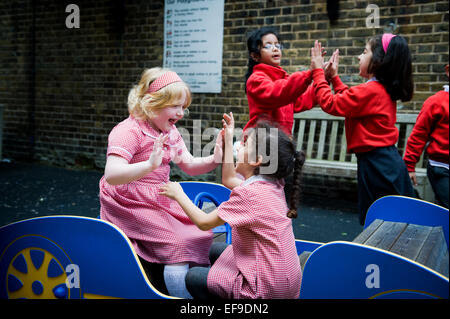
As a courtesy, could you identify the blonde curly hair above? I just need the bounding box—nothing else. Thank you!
[127,67,191,121]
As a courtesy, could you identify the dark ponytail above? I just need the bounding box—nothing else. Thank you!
[287,150,305,219]
[245,27,280,92]
[367,34,414,102]
[251,121,305,219]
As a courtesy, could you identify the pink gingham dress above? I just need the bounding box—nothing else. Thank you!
[99,115,213,265]
[207,176,302,299]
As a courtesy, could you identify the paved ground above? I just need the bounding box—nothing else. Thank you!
[0,161,363,243]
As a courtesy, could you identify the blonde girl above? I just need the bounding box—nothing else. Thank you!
[99,67,223,298]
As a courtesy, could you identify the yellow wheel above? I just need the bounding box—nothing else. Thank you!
[7,247,69,299]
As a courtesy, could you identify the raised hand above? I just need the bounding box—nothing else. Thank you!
[311,40,324,70]
[324,49,340,80]
[148,133,168,170]
[213,128,225,163]
[222,112,235,141]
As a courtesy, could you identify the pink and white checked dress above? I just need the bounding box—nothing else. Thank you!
[99,116,213,265]
[207,176,302,299]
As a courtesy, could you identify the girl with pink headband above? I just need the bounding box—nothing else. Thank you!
[310,34,415,225]
[99,67,223,298]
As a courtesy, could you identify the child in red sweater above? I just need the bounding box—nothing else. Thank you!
[310,34,416,224]
[403,64,449,208]
[245,27,330,136]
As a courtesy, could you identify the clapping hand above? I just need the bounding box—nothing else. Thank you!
[324,49,340,81]
[148,133,168,170]
[311,40,325,70]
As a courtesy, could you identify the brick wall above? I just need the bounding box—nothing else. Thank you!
[1,0,448,187]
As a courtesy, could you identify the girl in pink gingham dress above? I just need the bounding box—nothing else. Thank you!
[161,113,304,299]
[99,68,223,298]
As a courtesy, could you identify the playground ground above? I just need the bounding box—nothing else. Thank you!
[0,161,363,243]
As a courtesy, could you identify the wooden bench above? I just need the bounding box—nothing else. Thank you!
[292,109,434,201]
[300,218,449,278]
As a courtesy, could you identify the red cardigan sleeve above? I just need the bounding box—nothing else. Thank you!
[247,70,312,109]
[312,68,381,118]
[293,84,317,113]
[403,98,438,172]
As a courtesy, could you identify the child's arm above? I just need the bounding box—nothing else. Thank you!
[310,41,376,118]
[403,98,437,184]
[247,70,312,108]
[221,112,243,189]
[175,130,223,176]
[104,133,167,185]
[293,85,317,112]
[159,182,225,231]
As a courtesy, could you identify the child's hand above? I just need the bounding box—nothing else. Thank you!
[159,182,184,201]
[409,171,418,186]
[222,112,235,141]
[311,40,324,70]
[148,133,168,170]
[324,49,339,80]
[213,128,224,163]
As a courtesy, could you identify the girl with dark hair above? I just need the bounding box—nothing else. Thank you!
[244,27,326,136]
[310,34,416,225]
[160,112,305,299]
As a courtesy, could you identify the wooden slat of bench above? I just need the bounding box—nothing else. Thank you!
[339,132,347,162]
[317,120,327,159]
[296,119,306,151]
[294,109,343,120]
[401,124,414,156]
[303,159,357,178]
[364,221,408,251]
[437,250,449,278]
[416,226,448,277]
[415,226,445,266]
[327,121,339,161]
[353,219,384,244]
[396,113,418,123]
[306,120,316,158]
[389,224,433,261]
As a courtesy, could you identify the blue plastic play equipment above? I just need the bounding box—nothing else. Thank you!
[1,195,448,299]
[0,181,233,299]
[0,215,172,299]
[300,241,448,299]
[299,196,449,299]
[179,181,232,244]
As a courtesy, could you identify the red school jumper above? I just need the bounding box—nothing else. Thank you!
[245,63,316,135]
[403,89,449,172]
[312,68,398,152]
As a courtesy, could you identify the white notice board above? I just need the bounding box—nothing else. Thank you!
[163,0,224,93]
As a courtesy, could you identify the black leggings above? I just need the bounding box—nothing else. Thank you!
[185,242,229,300]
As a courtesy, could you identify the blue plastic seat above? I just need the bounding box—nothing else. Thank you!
[0,216,174,299]
[299,241,449,299]
[179,181,232,244]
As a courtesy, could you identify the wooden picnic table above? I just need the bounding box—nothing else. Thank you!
[300,219,449,278]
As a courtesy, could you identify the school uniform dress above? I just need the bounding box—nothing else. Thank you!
[403,86,449,207]
[312,69,415,224]
[245,63,316,135]
[99,116,213,265]
[207,175,301,299]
